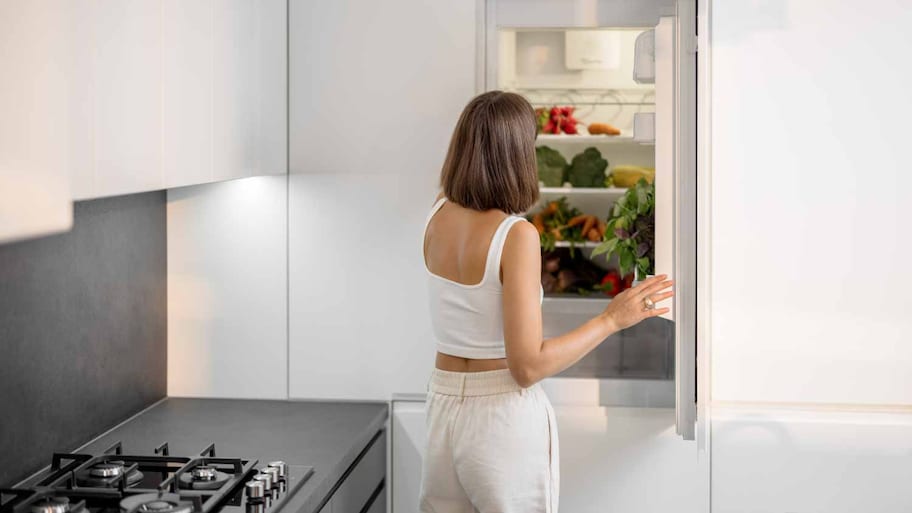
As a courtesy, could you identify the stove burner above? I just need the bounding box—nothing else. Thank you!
[75,460,144,488]
[190,466,217,481]
[90,462,124,478]
[140,501,175,512]
[177,466,231,490]
[120,493,192,513]
[30,497,70,513]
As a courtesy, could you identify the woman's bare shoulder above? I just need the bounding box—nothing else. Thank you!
[503,218,540,256]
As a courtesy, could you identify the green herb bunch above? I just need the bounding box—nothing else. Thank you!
[591,179,655,278]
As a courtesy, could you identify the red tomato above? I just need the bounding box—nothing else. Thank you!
[600,271,622,297]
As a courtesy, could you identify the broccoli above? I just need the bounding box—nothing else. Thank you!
[567,147,609,188]
[535,146,567,187]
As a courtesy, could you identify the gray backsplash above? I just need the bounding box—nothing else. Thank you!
[0,191,167,487]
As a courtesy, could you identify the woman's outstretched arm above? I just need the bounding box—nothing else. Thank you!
[501,220,673,387]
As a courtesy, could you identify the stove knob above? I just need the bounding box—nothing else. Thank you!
[245,480,266,499]
[253,473,273,491]
[267,461,287,479]
[259,466,279,485]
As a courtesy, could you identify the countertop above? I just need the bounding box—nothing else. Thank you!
[32,398,389,513]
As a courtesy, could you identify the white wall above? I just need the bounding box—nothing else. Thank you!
[286,0,478,400]
[167,176,287,399]
[708,1,912,510]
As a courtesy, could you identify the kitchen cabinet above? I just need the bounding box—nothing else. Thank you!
[72,0,287,200]
[710,0,912,407]
[319,430,387,513]
[287,0,477,401]
[93,0,163,198]
[0,1,74,244]
[288,0,475,176]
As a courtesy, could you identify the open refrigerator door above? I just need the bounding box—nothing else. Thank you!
[489,3,698,438]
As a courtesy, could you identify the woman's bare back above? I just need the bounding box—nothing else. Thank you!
[424,197,512,371]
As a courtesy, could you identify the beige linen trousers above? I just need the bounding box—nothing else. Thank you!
[419,368,559,513]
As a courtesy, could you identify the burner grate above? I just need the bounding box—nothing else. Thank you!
[3,442,257,513]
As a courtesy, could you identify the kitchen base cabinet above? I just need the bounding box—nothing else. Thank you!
[320,430,387,513]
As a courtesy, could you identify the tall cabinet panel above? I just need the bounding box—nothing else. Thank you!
[287,0,478,399]
[710,0,912,406]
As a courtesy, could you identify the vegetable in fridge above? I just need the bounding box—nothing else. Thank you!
[566,147,609,188]
[535,146,568,187]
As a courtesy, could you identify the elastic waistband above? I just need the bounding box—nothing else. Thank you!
[428,368,524,397]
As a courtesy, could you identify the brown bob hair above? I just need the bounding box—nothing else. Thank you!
[440,91,539,214]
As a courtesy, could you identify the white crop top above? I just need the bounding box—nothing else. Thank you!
[423,197,543,359]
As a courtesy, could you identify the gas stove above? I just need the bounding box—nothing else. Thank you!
[0,442,312,513]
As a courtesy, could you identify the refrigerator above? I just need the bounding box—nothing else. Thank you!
[392,1,704,511]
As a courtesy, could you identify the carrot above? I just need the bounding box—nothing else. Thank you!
[544,201,559,215]
[596,218,607,237]
[550,227,563,241]
[587,227,601,242]
[567,214,588,228]
[581,215,596,237]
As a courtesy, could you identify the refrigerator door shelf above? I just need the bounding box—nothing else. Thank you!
[633,112,656,144]
[633,29,656,84]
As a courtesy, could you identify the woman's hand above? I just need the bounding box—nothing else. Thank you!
[600,274,674,333]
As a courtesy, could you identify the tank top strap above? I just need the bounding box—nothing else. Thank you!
[483,215,525,285]
[424,197,447,230]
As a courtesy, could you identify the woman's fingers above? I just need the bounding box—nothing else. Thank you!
[647,291,674,304]
[637,279,674,299]
[646,307,671,318]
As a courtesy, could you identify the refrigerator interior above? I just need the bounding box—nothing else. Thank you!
[496,27,674,396]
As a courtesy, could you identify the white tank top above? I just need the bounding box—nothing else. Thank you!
[423,197,543,359]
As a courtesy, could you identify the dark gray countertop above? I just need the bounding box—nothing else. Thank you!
[66,398,388,513]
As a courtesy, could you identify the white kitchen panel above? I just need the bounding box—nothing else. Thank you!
[288,0,476,176]
[712,404,912,512]
[162,0,214,188]
[390,399,707,513]
[67,1,97,201]
[558,406,707,513]
[288,172,439,400]
[710,0,912,405]
[256,0,288,179]
[93,0,163,197]
[391,400,427,513]
[0,1,73,243]
[167,177,287,399]
[213,0,258,182]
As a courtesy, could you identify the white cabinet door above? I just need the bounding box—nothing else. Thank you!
[72,0,287,200]
[391,400,426,513]
[288,0,476,176]
[287,0,476,401]
[710,0,912,406]
[0,1,73,243]
[162,0,214,189]
[93,0,163,198]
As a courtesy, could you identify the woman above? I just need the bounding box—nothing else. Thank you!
[420,91,673,513]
